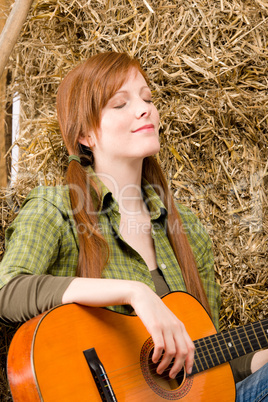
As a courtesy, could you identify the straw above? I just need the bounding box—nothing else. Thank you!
[0,0,267,398]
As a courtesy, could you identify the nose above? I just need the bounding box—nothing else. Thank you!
[135,99,151,119]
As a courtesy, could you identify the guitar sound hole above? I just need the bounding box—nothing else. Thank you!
[140,337,193,399]
[148,349,185,391]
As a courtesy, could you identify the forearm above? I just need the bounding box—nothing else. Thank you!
[62,277,147,308]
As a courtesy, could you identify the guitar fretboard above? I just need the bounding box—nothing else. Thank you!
[191,318,268,375]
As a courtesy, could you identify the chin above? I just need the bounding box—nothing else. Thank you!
[142,146,161,158]
[146,137,160,151]
[130,138,160,159]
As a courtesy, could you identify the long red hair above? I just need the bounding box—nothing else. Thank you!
[56,52,211,316]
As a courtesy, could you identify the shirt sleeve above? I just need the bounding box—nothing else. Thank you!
[0,274,75,322]
[0,191,78,322]
[229,353,255,383]
[0,193,76,288]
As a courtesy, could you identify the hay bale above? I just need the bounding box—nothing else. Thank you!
[0,0,267,398]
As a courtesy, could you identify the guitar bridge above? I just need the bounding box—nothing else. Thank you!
[83,347,118,402]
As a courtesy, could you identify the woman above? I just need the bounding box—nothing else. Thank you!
[0,52,267,399]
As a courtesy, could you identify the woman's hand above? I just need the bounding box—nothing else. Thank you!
[251,349,268,373]
[62,278,194,379]
[129,282,195,379]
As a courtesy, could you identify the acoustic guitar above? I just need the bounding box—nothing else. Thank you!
[7,291,268,401]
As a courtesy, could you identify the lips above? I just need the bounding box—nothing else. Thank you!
[132,124,155,133]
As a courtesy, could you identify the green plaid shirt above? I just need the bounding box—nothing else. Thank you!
[0,172,220,328]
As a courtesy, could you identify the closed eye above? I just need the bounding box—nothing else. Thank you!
[113,99,152,108]
[113,103,126,109]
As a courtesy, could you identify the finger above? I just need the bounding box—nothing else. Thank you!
[151,333,165,364]
[168,345,188,379]
[184,339,195,375]
[169,333,195,378]
[155,332,177,375]
[181,330,195,375]
[157,351,177,375]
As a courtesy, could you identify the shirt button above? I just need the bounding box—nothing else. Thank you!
[161,263,167,269]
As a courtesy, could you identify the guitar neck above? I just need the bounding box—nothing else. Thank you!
[191,318,268,375]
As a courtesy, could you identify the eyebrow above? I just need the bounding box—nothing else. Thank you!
[114,86,151,95]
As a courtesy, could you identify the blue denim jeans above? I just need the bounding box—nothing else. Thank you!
[236,362,268,402]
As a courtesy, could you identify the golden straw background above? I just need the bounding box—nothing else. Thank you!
[0,0,267,398]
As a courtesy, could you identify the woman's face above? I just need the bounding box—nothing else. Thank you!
[80,69,160,168]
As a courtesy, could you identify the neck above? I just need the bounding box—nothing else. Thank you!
[94,159,145,214]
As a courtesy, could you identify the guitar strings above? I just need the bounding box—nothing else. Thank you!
[79,364,147,401]
[82,323,268,400]
[110,325,268,397]
[81,365,181,402]
[109,365,185,400]
[95,350,182,386]
[194,331,267,358]
[98,356,182,396]
[96,341,225,388]
[82,322,268,399]
[194,325,268,358]
[101,323,268,383]
[192,323,268,370]
[105,373,152,400]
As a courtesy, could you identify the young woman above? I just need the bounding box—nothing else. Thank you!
[0,52,267,400]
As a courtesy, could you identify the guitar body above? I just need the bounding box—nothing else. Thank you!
[8,292,236,401]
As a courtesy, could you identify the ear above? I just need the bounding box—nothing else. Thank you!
[78,134,95,148]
